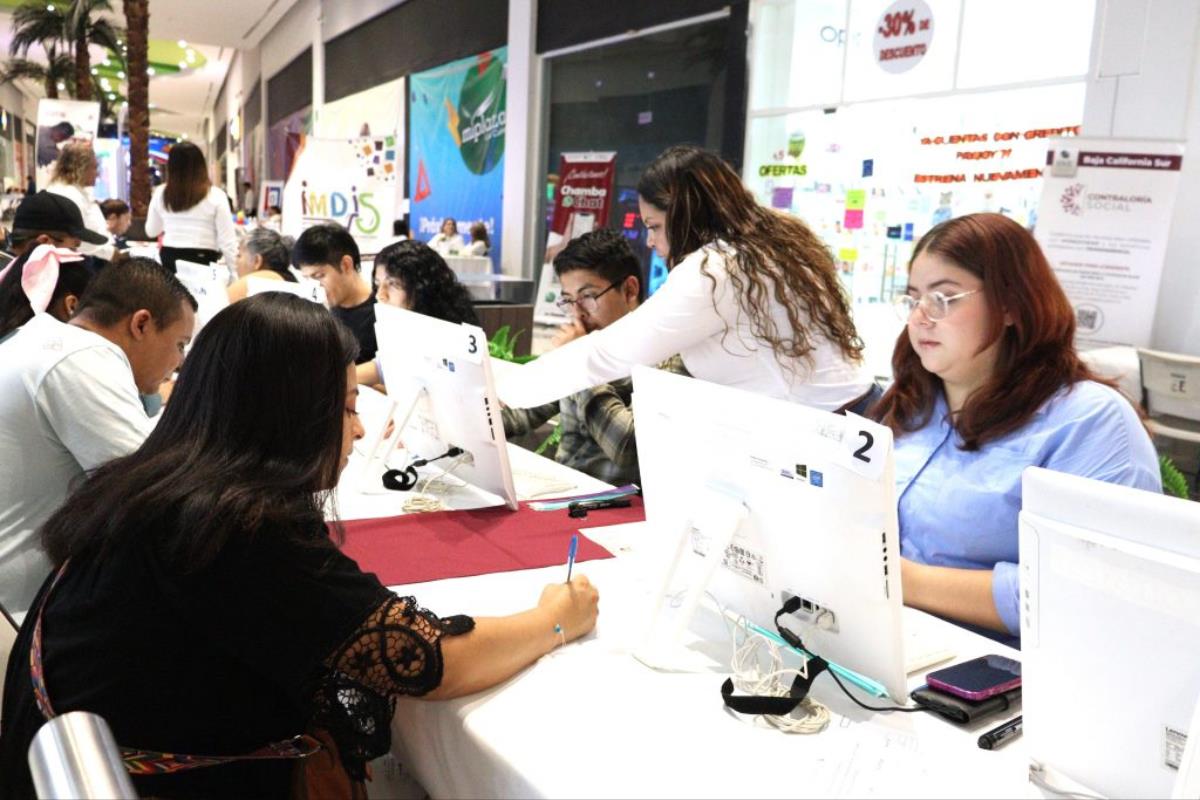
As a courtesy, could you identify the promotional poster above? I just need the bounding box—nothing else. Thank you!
[1035,138,1184,348]
[282,135,400,255]
[34,99,100,190]
[408,48,507,267]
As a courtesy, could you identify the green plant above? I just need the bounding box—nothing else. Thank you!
[487,325,537,364]
[1161,455,1191,499]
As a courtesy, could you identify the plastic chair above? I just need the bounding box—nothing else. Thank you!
[1137,348,1200,492]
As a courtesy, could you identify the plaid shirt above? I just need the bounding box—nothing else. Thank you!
[503,356,689,485]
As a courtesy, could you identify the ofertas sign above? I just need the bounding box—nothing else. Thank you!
[550,152,617,239]
[1035,138,1184,348]
[282,135,399,255]
[874,0,934,74]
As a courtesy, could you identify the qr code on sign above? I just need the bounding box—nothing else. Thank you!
[1076,308,1099,330]
[722,544,766,585]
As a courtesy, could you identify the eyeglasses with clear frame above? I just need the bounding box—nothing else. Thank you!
[555,281,620,314]
[893,289,980,322]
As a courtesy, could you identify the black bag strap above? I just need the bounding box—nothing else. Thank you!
[720,598,827,717]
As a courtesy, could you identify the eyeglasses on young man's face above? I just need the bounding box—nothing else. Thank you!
[555,281,620,314]
[893,289,980,322]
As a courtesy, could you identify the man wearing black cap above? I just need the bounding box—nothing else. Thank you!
[6,190,111,261]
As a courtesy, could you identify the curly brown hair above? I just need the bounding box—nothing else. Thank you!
[637,145,862,367]
[50,141,96,187]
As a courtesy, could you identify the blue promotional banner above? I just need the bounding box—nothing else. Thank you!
[408,48,507,267]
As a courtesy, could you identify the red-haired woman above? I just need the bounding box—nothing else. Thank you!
[873,213,1160,642]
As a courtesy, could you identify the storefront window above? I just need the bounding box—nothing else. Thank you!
[541,16,734,280]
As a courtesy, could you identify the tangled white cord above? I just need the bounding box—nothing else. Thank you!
[400,455,468,513]
[715,600,831,734]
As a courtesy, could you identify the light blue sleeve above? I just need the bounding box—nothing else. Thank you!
[1040,384,1162,493]
[992,561,1021,635]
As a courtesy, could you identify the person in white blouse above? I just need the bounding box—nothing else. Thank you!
[44,142,121,264]
[144,141,238,275]
[465,220,490,256]
[496,145,871,412]
[429,217,465,254]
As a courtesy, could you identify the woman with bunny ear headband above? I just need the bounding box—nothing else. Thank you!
[0,244,92,343]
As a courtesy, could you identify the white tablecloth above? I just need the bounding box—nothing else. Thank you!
[383,523,1031,799]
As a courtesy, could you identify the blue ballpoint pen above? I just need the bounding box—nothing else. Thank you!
[566,534,579,582]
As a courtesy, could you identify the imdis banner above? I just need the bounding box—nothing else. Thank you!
[549,152,616,239]
[409,48,507,267]
[282,135,399,255]
[1036,137,1184,348]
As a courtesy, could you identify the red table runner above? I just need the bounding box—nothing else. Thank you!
[338,496,644,586]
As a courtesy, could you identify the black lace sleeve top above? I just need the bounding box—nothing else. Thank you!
[0,520,474,800]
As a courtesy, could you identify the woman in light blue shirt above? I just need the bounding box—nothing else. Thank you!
[872,213,1160,642]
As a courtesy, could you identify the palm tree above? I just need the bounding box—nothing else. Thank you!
[124,0,150,217]
[0,52,74,99]
[65,0,122,100]
[7,1,68,97]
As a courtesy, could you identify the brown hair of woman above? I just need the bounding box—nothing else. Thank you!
[636,145,862,367]
[873,212,1117,450]
[163,141,212,212]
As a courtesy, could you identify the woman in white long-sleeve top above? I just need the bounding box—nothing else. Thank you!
[496,145,871,412]
[44,142,119,263]
[144,142,238,275]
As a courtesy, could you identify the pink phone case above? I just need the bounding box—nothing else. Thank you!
[927,672,1021,701]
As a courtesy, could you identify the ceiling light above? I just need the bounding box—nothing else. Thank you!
[178,61,187,70]
[117,71,125,79]
[46,5,54,11]
[90,68,97,75]
[56,82,65,90]
[177,40,187,48]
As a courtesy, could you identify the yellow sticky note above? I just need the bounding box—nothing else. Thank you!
[845,189,866,210]
[838,248,859,262]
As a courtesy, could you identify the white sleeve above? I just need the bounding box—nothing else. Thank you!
[212,190,239,267]
[79,195,117,261]
[494,251,728,408]
[35,347,153,470]
[144,187,164,238]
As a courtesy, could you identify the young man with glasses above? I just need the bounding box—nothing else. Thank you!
[503,229,686,484]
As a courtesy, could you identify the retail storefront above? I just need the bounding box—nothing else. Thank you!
[744,0,1096,376]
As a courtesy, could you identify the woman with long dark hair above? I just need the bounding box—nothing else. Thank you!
[357,239,478,386]
[144,141,238,274]
[495,144,871,412]
[873,213,1159,641]
[0,293,599,799]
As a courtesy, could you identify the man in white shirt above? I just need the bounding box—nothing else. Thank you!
[0,259,196,621]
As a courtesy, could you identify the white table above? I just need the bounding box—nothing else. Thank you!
[383,522,1031,799]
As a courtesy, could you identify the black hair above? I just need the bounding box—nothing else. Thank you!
[0,250,94,338]
[75,257,197,329]
[374,240,479,325]
[293,223,361,271]
[42,292,360,569]
[392,219,409,237]
[99,199,130,218]
[552,228,644,302]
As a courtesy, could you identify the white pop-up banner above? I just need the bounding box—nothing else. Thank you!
[282,135,400,256]
[1035,138,1184,348]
